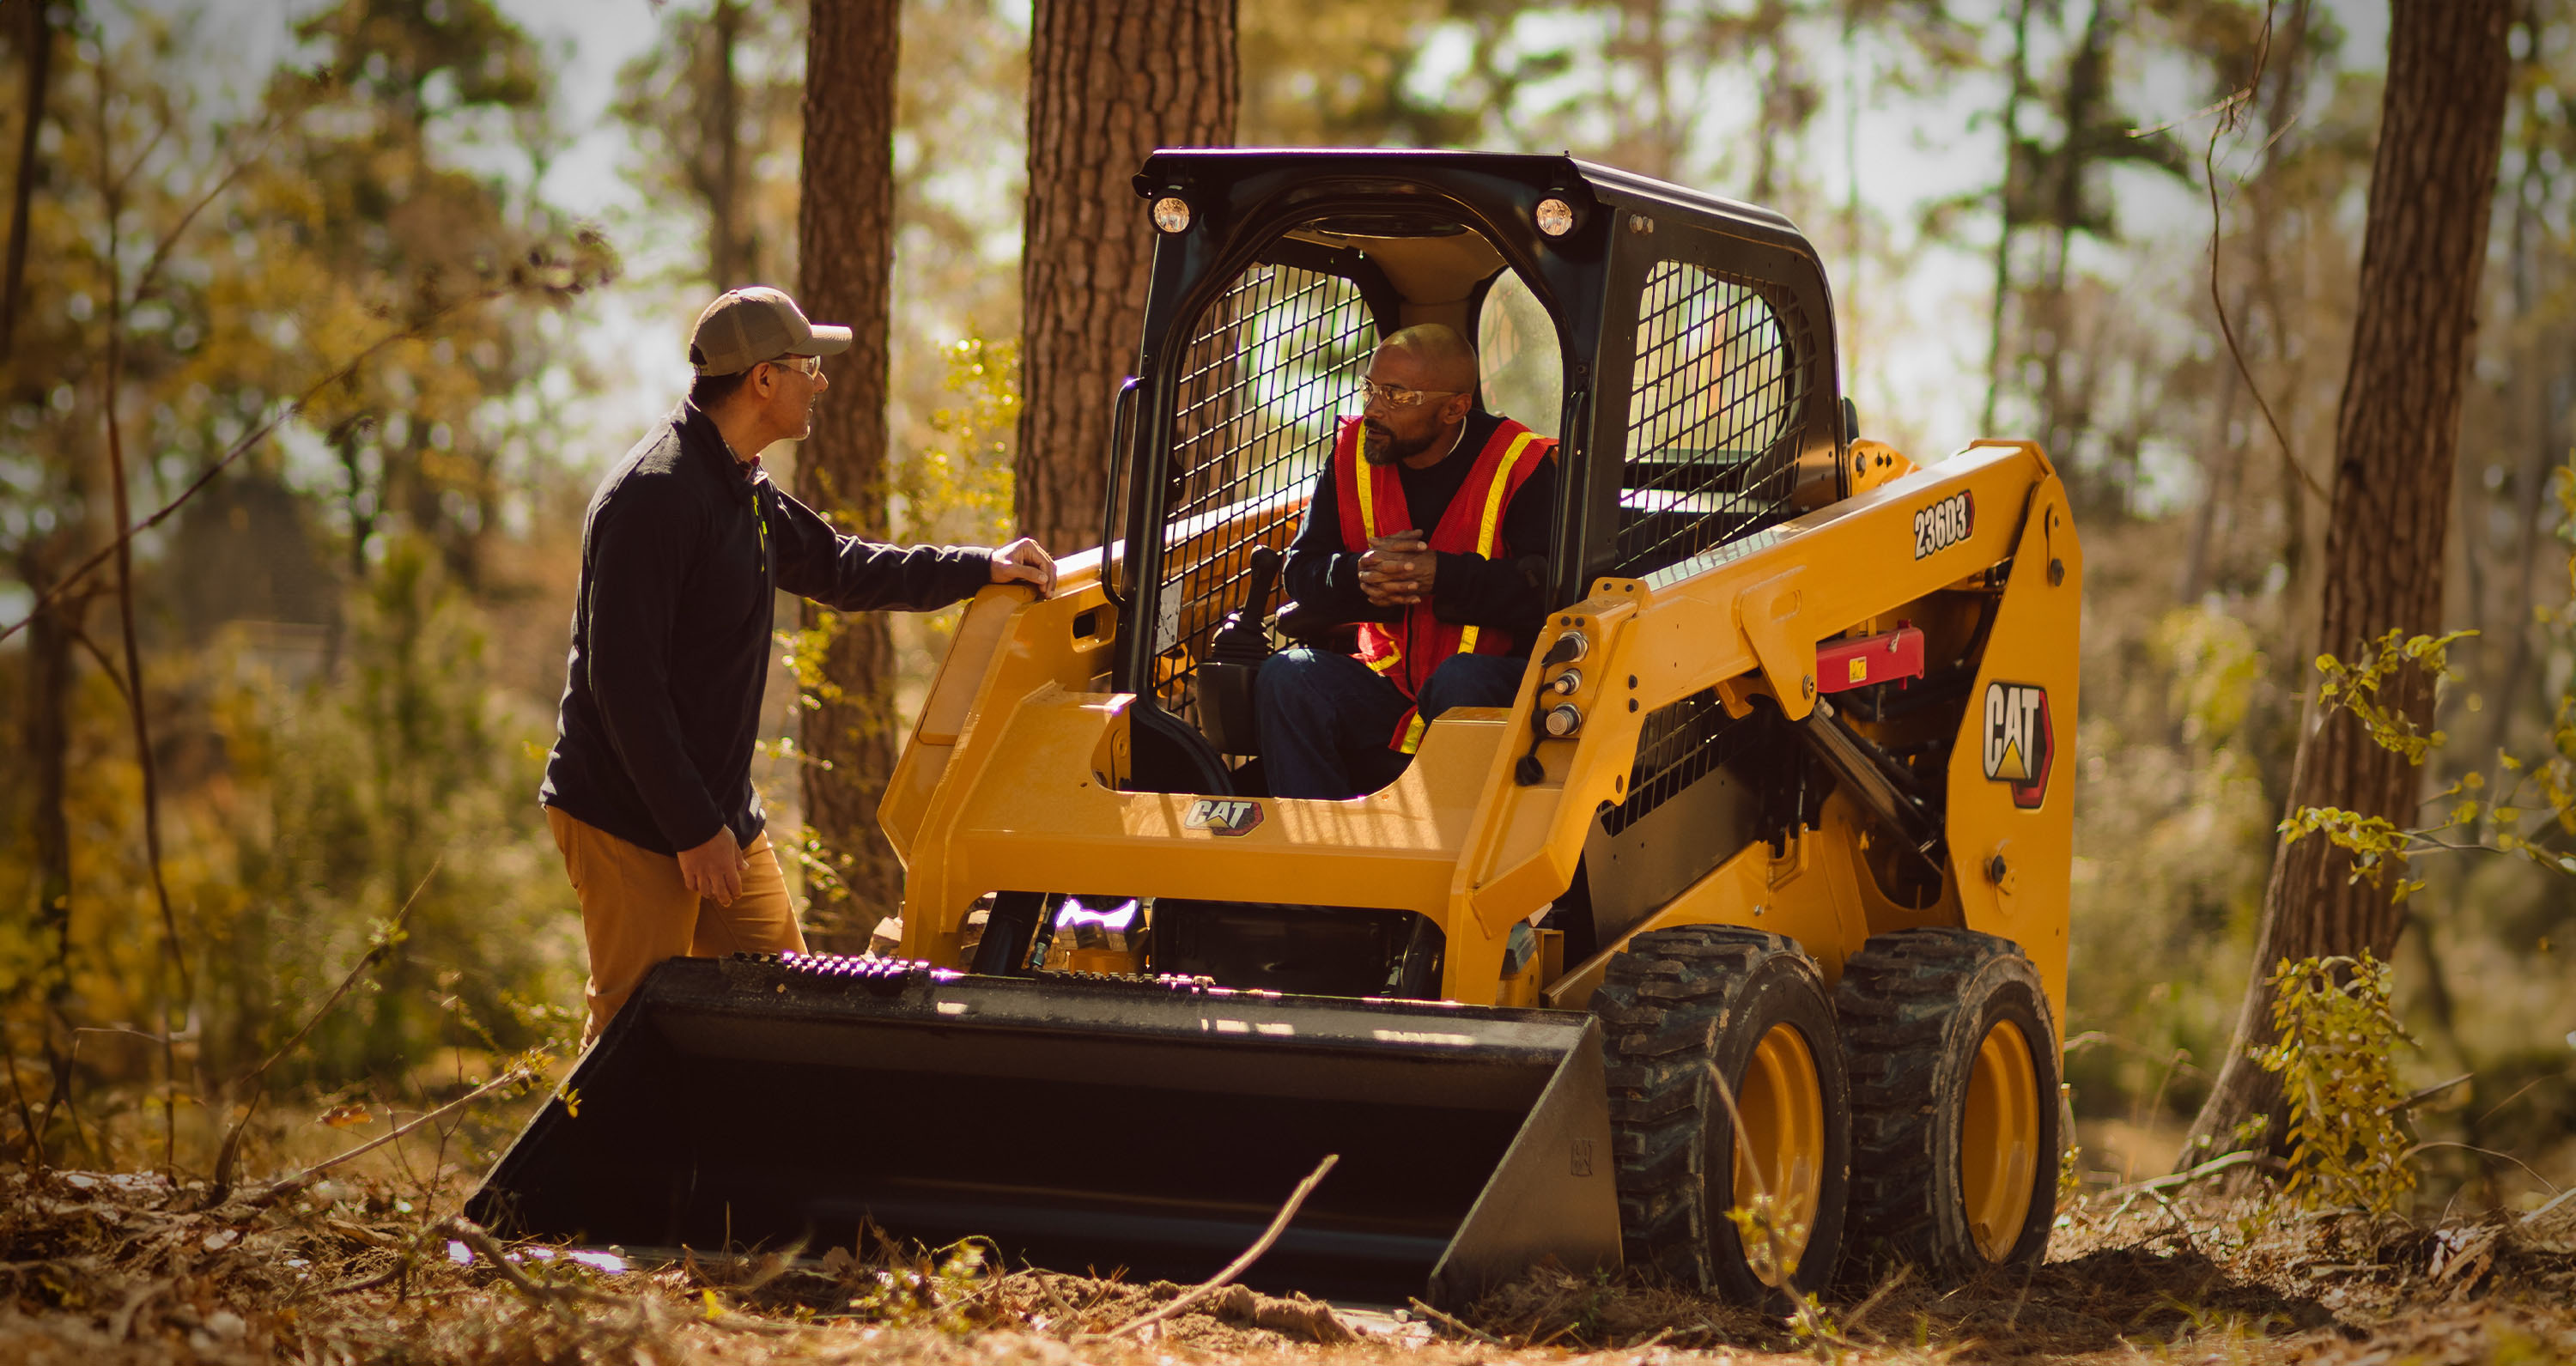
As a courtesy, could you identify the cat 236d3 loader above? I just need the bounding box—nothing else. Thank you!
[471,149,2081,1311]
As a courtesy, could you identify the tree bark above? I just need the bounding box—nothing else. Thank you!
[2,0,54,366]
[1015,0,1236,555]
[795,0,902,940]
[708,0,745,288]
[2181,0,2512,1166]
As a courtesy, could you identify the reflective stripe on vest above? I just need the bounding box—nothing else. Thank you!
[1448,429,1543,665]
[1394,428,1544,755]
[1352,424,1403,676]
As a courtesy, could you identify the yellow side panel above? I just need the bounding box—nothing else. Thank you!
[1942,441,2081,1025]
[880,573,1114,864]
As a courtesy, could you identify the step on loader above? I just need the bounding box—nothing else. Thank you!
[471,149,2081,1309]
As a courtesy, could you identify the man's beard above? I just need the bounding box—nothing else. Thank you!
[1362,419,1432,465]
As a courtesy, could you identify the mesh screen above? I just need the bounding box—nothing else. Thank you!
[1615,260,1811,578]
[1601,688,1800,835]
[1152,262,1376,712]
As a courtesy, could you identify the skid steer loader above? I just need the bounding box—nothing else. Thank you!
[471,149,2081,1309]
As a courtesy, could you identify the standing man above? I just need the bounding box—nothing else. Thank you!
[1256,325,1557,799]
[541,288,1054,1045]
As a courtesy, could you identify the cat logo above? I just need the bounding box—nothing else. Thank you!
[1182,798,1265,836]
[1913,490,1974,559]
[1981,682,2053,810]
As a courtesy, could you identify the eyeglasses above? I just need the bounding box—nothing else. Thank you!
[1358,379,1461,409]
[769,355,822,378]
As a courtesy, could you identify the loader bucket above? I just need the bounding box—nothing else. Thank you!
[467,954,1619,1306]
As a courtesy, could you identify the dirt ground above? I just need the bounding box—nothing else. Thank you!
[3,1163,2572,1366]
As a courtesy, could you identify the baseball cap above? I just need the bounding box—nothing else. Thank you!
[688,287,853,375]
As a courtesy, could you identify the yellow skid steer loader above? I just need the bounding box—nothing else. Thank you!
[471,150,2081,1309]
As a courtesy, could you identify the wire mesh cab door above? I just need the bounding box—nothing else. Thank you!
[1109,235,1388,786]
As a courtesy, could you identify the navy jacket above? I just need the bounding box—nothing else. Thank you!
[540,403,993,855]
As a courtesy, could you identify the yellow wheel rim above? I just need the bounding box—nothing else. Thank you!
[1960,1018,2039,1261]
[1731,1023,1826,1286]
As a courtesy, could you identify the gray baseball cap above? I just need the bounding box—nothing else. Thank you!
[688,287,853,375]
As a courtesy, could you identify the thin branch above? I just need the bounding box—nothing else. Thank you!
[1103,1153,1339,1338]
[240,1065,535,1208]
[1406,1296,1506,1345]
[0,288,519,647]
[2477,1074,2549,1125]
[3,1028,46,1169]
[210,855,442,1196]
[2099,1147,2258,1199]
[126,97,308,309]
[62,618,131,703]
[2389,1072,2473,1114]
[2202,1,2328,506]
[2402,1141,2560,1194]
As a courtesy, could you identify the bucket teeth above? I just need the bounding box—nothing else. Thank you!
[719,950,939,995]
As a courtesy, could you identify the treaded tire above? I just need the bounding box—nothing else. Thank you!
[1837,927,2062,1284]
[1593,926,1851,1305]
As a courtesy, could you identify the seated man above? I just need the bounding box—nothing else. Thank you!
[1256,324,1557,799]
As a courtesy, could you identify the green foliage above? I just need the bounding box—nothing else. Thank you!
[2158,605,2267,749]
[2281,461,2576,890]
[820,1235,996,1333]
[1721,1193,1840,1350]
[204,537,580,1087]
[611,0,805,289]
[2275,805,2424,902]
[2253,952,2416,1215]
[2312,627,2475,766]
[896,334,1019,547]
[0,0,605,1170]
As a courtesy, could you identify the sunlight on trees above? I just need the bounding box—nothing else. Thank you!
[0,0,2570,1214]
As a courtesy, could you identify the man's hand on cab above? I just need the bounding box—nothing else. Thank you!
[678,827,750,907]
[989,537,1057,596]
[1360,530,1436,606]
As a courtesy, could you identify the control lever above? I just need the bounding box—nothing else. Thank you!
[1206,546,1282,667]
[1194,546,1283,757]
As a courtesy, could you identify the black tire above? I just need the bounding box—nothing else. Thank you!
[1592,926,1852,1305]
[1837,927,2062,1284]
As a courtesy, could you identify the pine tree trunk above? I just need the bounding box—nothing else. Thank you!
[795,0,902,941]
[2180,0,2512,1167]
[708,0,745,288]
[1015,0,1237,554]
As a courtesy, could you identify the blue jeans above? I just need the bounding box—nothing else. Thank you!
[1255,647,1527,799]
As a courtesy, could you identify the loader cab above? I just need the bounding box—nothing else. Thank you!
[1107,150,1850,783]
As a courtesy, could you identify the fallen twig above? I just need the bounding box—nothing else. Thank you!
[1405,1296,1505,1345]
[2101,1148,2259,1211]
[323,1265,406,1296]
[1841,1263,1913,1340]
[240,1066,532,1208]
[1104,1153,1338,1338]
[2404,1140,2561,1194]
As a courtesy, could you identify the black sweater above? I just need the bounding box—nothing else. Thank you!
[540,403,995,856]
[1281,410,1556,652]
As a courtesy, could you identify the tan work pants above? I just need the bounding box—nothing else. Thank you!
[547,807,806,1047]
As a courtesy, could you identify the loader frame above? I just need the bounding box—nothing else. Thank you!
[884,442,2078,1017]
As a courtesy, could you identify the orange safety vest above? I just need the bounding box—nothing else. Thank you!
[1331,415,1553,754]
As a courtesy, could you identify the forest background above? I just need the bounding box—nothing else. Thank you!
[0,0,2569,1214]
